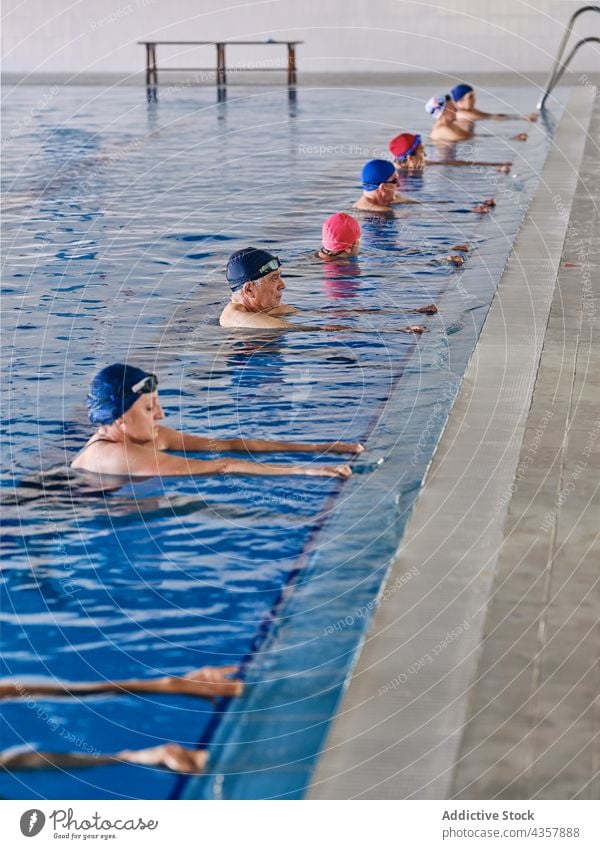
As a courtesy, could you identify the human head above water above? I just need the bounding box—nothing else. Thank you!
[361,159,397,192]
[226,247,281,292]
[425,94,453,119]
[87,363,158,426]
[388,133,425,169]
[226,247,284,312]
[321,212,361,255]
[451,82,475,109]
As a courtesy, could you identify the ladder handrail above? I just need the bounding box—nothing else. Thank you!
[544,37,600,93]
[538,5,600,110]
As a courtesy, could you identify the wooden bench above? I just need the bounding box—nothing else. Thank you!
[138,40,303,86]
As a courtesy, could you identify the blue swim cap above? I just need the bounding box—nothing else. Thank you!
[226,247,281,292]
[87,363,158,425]
[451,83,473,103]
[361,159,396,191]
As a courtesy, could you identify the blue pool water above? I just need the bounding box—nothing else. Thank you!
[1,83,558,799]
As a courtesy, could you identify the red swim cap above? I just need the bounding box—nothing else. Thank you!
[389,133,421,160]
[322,212,361,253]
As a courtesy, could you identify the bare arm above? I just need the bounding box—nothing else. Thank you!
[0,744,208,773]
[392,194,422,205]
[108,443,352,479]
[0,666,244,701]
[157,426,363,456]
[426,159,512,168]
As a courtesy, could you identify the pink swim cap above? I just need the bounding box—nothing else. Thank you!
[322,212,361,253]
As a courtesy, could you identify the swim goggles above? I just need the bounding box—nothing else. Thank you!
[131,373,159,394]
[258,257,281,275]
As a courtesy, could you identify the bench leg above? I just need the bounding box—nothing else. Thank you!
[216,43,227,86]
[287,44,297,85]
[145,43,151,86]
[149,43,158,86]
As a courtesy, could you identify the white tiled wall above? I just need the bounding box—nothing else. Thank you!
[2,0,598,75]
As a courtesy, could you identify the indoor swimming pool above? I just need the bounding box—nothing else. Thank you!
[0,83,560,799]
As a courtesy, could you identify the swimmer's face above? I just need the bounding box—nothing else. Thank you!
[458,91,476,111]
[443,100,457,121]
[406,144,426,170]
[378,174,398,202]
[120,391,164,443]
[349,238,361,256]
[249,269,285,311]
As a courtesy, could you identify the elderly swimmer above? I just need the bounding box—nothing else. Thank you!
[427,93,529,143]
[451,82,537,124]
[71,364,359,478]
[389,132,512,173]
[219,247,429,332]
[352,159,422,212]
[317,212,362,260]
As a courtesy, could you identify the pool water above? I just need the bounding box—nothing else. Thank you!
[1,83,557,799]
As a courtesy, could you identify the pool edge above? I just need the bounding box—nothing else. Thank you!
[308,86,596,800]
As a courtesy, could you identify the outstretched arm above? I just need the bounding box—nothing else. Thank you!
[1,666,244,701]
[426,159,512,170]
[0,744,208,774]
[157,427,364,456]
[105,442,353,479]
[222,312,427,335]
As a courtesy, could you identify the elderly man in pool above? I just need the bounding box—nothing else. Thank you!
[71,363,360,478]
[219,246,432,331]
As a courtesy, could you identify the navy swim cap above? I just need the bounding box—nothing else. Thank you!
[451,83,473,103]
[361,159,396,191]
[87,363,158,425]
[226,247,281,292]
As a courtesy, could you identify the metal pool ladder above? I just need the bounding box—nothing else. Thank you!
[537,4,600,110]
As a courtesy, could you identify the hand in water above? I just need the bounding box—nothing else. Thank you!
[331,442,365,454]
[514,132,528,141]
[121,744,208,773]
[451,244,470,253]
[330,464,352,479]
[496,163,512,173]
[165,666,243,698]
[413,304,438,315]
[403,325,426,334]
[528,113,539,122]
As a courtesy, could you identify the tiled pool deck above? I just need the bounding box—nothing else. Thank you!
[310,88,599,800]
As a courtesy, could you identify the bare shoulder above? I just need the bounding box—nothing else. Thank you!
[219,303,239,327]
[353,200,391,214]
[71,440,127,475]
[220,305,288,330]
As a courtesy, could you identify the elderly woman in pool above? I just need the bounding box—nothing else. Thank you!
[388,132,512,173]
[71,363,360,479]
